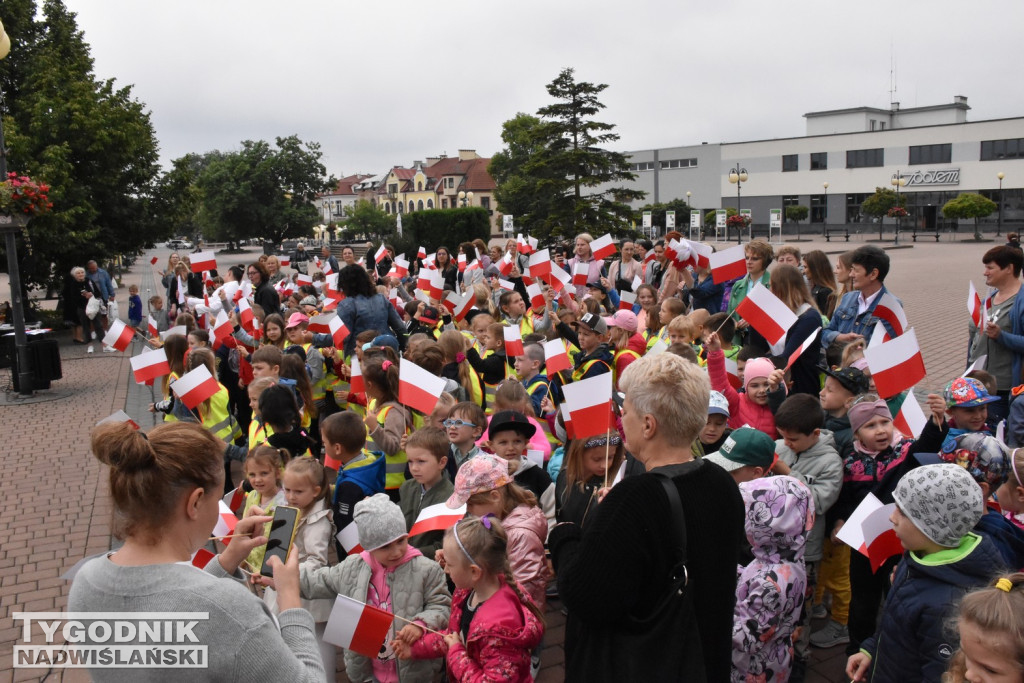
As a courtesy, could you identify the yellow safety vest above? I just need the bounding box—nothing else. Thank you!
[538,414,561,450]
[163,372,180,423]
[249,419,275,449]
[302,342,327,402]
[202,385,241,443]
[524,376,549,411]
[572,358,610,383]
[504,314,535,338]
[645,327,670,352]
[612,349,641,388]
[467,370,485,409]
[364,401,408,491]
[482,358,516,415]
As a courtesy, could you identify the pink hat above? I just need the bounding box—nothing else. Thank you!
[285,312,309,329]
[603,309,638,333]
[446,453,512,509]
[743,357,775,388]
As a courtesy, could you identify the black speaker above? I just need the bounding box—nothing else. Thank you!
[8,336,62,391]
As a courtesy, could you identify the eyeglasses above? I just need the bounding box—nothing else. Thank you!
[247,270,259,276]
[443,419,477,429]
[744,255,762,261]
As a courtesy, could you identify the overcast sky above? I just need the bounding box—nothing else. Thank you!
[63,0,1024,178]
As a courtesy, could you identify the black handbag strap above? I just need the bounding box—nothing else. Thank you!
[651,472,688,571]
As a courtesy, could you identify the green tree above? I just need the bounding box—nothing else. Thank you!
[0,0,161,293]
[338,199,395,243]
[151,152,219,245]
[943,193,997,241]
[785,206,809,222]
[861,187,907,239]
[489,113,556,237]
[634,198,693,233]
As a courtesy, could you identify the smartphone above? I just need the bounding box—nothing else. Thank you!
[260,506,300,577]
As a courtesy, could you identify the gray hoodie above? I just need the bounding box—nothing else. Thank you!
[774,429,843,562]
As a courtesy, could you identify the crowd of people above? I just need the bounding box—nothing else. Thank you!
[69,232,1024,682]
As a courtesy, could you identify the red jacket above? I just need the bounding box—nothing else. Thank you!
[412,581,544,682]
[707,348,779,438]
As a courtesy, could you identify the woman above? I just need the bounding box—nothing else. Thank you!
[66,266,105,347]
[726,239,774,339]
[830,250,855,319]
[69,421,325,680]
[161,252,181,300]
[265,255,286,285]
[634,283,659,336]
[337,264,406,355]
[657,231,685,302]
[434,247,458,292]
[803,249,838,317]
[567,233,607,299]
[248,261,282,317]
[458,241,484,289]
[549,353,745,682]
[681,257,724,314]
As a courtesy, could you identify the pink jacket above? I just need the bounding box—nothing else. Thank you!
[411,582,543,682]
[503,504,550,610]
[707,348,778,438]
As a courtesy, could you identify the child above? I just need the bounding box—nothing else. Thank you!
[704,426,778,484]
[400,427,455,557]
[942,376,1000,451]
[242,445,288,572]
[706,331,786,437]
[555,430,624,527]
[846,464,1004,682]
[666,314,698,347]
[480,382,554,462]
[733,476,815,683]
[250,345,282,380]
[445,401,485,481]
[966,369,1004,434]
[699,390,733,455]
[148,295,169,334]
[514,343,548,417]
[945,573,1024,683]
[702,312,738,362]
[127,284,142,330]
[445,452,550,611]
[997,448,1024,531]
[484,410,555,533]
[647,296,685,350]
[606,310,642,388]
[187,328,210,349]
[362,350,412,501]
[298,494,451,683]
[400,516,544,682]
[819,365,870,459]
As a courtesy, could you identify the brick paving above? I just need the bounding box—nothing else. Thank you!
[0,235,1005,681]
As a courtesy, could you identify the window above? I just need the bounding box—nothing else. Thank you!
[811,194,827,223]
[480,196,491,210]
[781,195,799,220]
[870,120,877,131]
[846,148,884,168]
[384,202,391,214]
[880,122,886,130]
[417,200,424,211]
[981,138,1024,161]
[427,199,434,209]
[442,198,448,209]
[388,183,398,195]
[782,154,798,172]
[659,158,698,169]
[630,161,655,171]
[408,201,414,213]
[846,193,870,223]
[810,152,827,170]
[909,143,951,165]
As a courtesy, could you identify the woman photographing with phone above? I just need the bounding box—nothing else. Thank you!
[69,421,325,681]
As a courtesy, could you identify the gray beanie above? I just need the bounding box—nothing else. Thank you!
[353,493,408,551]
[893,464,985,548]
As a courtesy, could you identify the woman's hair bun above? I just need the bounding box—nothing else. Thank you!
[91,422,155,473]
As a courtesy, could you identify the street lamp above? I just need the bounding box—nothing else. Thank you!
[890,172,907,245]
[458,190,474,207]
[998,172,1005,236]
[728,164,748,244]
[821,181,829,241]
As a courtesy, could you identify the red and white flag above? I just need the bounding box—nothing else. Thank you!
[590,233,616,260]
[516,234,535,255]
[322,261,333,276]
[836,493,903,572]
[863,328,926,399]
[279,254,291,267]
[466,259,481,272]
[562,372,613,440]
[130,348,170,384]
[498,278,515,291]
[171,364,220,410]
[190,251,217,273]
[572,262,589,286]
[427,269,445,301]
[296,273,313,287]
[631,274,643,292]
[457,253,468,272]
[191,548,215,569]
[724,356,742,390]
[422,253,435,269]
[618,290,637,311]
[237,298,255,332]
[528,249,552,280]
[734,284,798,345]
[373,244,388,264]
[643,249,656,265]
[161,324,187,341]
[96,409,139,430]
[312,255,321,269]
[968,282,983,328]
[212,311,232,346]
[546,265,570,293]
[503,325,525,357]
[322,293,342,312]
[417,246,427,259]
[785,328,820,370]
[893,392,928,439]
[393,255,410,278]
[498,251,515,277]
[329,316,350,347]
[710,244,747,284]
[212,500,238,540]
[349,355,364,393]
[308,313,333,335]
[683,239,713,269]
[324,595,395,659]
[873,292,908,338]
[526,282,545,310]
[102,319,135,352]
[560,403,575,441]
[399,359,447,415]
[147,315,159,338]
[408,501,467,537]
[149,256,159,266]
[543,339,572,374]
[445,291,474,322]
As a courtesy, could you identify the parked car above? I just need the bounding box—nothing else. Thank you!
[166,238,194,250]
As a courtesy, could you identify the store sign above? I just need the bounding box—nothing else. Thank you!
[902,168,960,187]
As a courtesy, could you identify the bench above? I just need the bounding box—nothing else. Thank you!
[823,225,849,242]
[911,226,941,242]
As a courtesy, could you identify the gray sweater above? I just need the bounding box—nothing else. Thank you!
[68,554,325,682]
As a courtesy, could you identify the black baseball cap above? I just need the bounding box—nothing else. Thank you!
[488,410,537,440]
[577,312,608,335]
[819,365,870,395]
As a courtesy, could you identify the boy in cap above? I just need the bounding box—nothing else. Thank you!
[704,427,777,484]
[298,493,451,682]
[940,376,1000,451]
[549,312,613,407]
[846,464,1005,683]
[819,365,871,459]
[486,410,555,531]
[699,390,733,455]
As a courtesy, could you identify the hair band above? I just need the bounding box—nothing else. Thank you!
[453,522,477,566]
[1011,449,1024,488]
[455,352,466,364]
[995,577,1014,593]
[382,359,393,371]
[138,431,148,440]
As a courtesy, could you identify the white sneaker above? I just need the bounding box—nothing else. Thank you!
[87,345,94,353]
[103,346,117,353]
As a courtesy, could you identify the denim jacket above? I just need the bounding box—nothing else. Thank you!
[336,293,406,355]
[821,285,899,348]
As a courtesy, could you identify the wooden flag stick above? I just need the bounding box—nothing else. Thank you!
[391,612,445,636]
[603,433,612,490]
[208,532,252,541]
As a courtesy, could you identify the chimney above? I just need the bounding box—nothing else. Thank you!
[425,157,440,166]
[954,95,968,105]
[891,101,900,112]
[458,149,478,161]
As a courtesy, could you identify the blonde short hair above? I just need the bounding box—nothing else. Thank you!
[619,352,709,446]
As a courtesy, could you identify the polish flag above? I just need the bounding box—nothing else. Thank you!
[417,271,431,295]
[324,273,340,296]
[423,253,435,269]
[147,315,159,338]
[526,282,545,310]
[329,316,350,347]
[546,265,570,293]
[322,261,333,276]
[357,256,367,268]
[393,255,410,278]
[428,269,445,301]
[863,328,926,399]
[212,311,232,346]
[516,233,534,255]
[374,244,388,264]
[161,324,187,341]
[222,485,246,516]
[735,284,798,345]
[465,259,481,272]
[308,313,333,335]
[590,234,616,260]
[190,548,215,569]
[618,291,637,311]
[149,256,159,266]
[446,291,474,322]
[322,293,342,312]
[279,254,291,267]
[968,282,983,328]
[572,262,590,286]
[498,278,515,291]
[868,321,887,349]
[324,595,395,659]
[251,317,262,342]
[725,356,742,389]
[543,339,572,374]
[503,325,525,357]
[171,364,221,410]
[102,319,135,352]
[643,250,656,265]
[409,501,467,537]
[296,273,313,287]
[498,251,515,276]
[211,500,238,540]
[562,372,613,440]
[528,249,552,280]
[130,348,171,384]
[893,392,928,439]
[417,246,427,259]
[237,298,255,332]
[560,403,576,441]
[313,255,321,268]
[457,253,467,272]
[710,244,747,284]
[96,409,139,430]
[836,493,903,572]
[873,292,908,338]
[190,251,217,273]
[335,522,363,555]
[399,359,447,415]
[631,274,643,292]
[684,239,713,269]
[349,355,365,394]
[663,240,679,266]
[785,328,820,370]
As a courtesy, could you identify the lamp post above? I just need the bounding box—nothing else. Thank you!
[458,190,474,207]
[891,172,907,246]
[821,181,828,241]
[728,164,748,244]
[998,172,1005,236]
[686,190,694,239]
